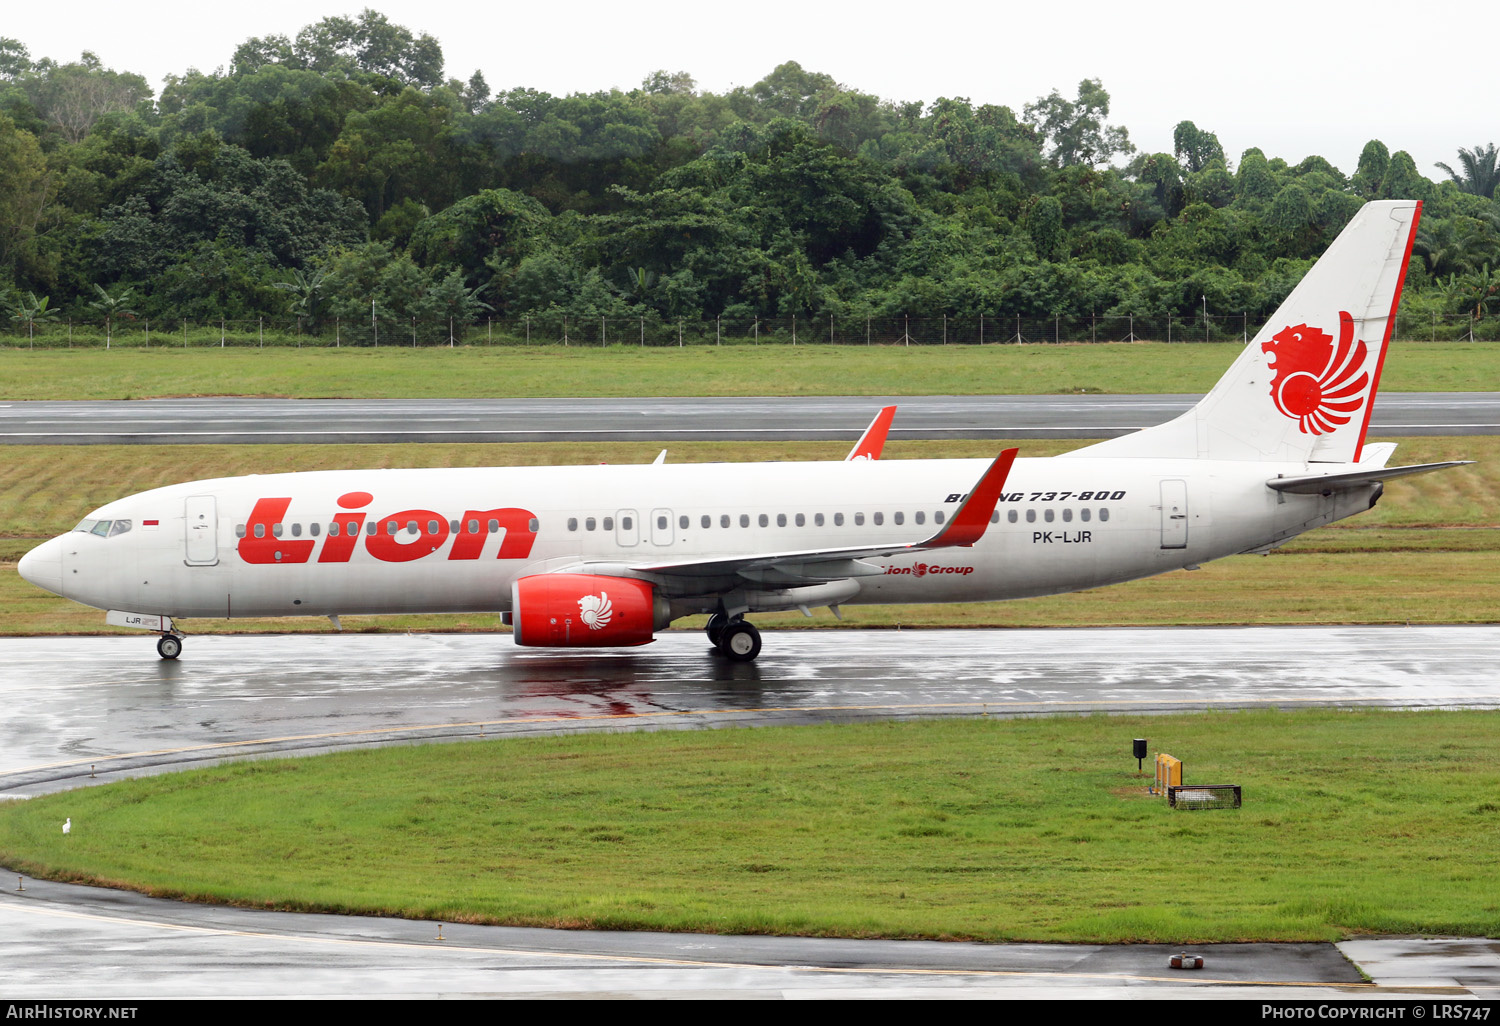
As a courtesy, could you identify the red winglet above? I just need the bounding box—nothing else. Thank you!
[922,448,1018,548]
[846,405,898,461]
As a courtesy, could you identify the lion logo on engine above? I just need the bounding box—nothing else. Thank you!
[578,592,613,630]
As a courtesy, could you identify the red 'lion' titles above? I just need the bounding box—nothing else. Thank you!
[237,494,539,565]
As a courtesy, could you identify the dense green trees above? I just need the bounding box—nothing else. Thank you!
[1,13,1496,339]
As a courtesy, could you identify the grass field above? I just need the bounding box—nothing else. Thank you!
[4,710,1497,943]
[0,341,1496,400]
[1,436,1492,634]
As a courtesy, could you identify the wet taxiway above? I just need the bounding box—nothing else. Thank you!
[4,625,1499,797]
[4,625,1498,998]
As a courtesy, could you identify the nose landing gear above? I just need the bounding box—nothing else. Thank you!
[156,632,183,660]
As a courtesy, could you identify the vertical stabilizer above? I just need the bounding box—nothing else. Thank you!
[1064,200,1421,463]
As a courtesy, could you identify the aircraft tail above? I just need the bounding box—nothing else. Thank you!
[1064,200,1422,464]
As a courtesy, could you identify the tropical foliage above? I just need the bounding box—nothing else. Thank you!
[0,13,1496,338]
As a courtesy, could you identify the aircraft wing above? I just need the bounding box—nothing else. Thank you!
[561,448,1017,590]
[846,405,897,460]
[1267,461,1472,494]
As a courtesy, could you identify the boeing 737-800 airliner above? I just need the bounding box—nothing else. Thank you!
[16,200,1467,661]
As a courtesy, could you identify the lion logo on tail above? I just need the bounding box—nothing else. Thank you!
[1261,311,1371,435]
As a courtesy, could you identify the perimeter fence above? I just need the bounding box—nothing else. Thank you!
[3,311,1498,349]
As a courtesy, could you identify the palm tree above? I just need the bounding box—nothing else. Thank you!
[1451,263,1499,326]
[10,291,58,341]
[1414,216,1500,278]
[273,269,328,330]
[1435,144,1500,199]
[88,283,137,348]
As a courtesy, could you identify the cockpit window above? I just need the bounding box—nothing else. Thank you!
[76,518,131,538]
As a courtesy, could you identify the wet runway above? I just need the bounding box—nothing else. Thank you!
[2,392,1497,444]
[4,625,1499,998]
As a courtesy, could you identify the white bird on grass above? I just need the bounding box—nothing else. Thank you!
[62,818,70,835]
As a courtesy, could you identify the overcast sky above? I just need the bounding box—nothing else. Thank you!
[6,0,1493,180]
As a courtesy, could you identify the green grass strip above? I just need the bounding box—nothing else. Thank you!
[0,342,1493,400]
[3,711,1498,943]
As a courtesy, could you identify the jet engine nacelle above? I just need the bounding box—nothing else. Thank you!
[511,573,667,648]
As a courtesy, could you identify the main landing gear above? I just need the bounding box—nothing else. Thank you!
[156,632,183,660]
[705,613,762,662]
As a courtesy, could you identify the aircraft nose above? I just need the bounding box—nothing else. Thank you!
[18,536,65,596]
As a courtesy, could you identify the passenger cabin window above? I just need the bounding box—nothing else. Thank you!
[603,517,614,531]
[758,514,769,528]
[795,513,806,527]
[814,513,824,526]
[1062,509,1073,523]
[701,515,711,529]
[1080,509,1091,522]
[1099,508,1110,522]
[776,513,786,527]
[1044,510,1055,523]
[873,512,884,526]
[568,518,578,531]
[291,523,303,537]
[1007,510,1018,523]
[893,512,904,526]
[720,515,730,528]
[855,513,865,526]
[915,511,925,525]
[935,511,945,524]
[680,515,690,530]
[586,517,596,531]
[834,513,844,526]
[739,514,750,528]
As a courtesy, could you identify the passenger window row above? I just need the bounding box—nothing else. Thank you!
[1005,508,1111,524]
[233,518,537,539]
[564,510,954,531]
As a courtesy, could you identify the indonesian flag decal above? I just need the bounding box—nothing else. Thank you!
[1260,311,1371,435]
[578,591,613,630]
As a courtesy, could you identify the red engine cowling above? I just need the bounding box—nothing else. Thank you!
[511,574,663,648]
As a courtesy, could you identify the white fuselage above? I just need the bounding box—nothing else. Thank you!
[23,456,1374,621]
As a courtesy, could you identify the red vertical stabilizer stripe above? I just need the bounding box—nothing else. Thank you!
[847,406,898,461]
[921,448,1018,548]
[1354,201,1422,462]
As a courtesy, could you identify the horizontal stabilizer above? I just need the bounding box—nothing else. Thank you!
[1267,461,1472,494]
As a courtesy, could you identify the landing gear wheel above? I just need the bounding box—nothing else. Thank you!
[705,613,730,647]
[156,634,182,660]
[719,621,761,663]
